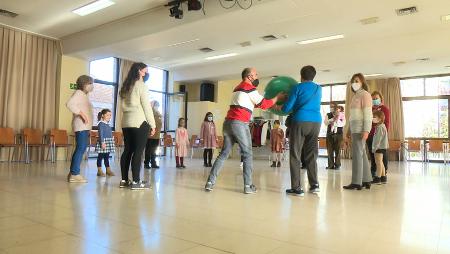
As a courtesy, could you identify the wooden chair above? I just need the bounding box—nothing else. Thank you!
[163,134,175,157]
[190,134,202,160]
[427,140,449,163]
[388,140,403,161]
[318,137,327,150]
[405,139,424,161]
[22,128,46,164]
[0,128,20,162]
[113,131,124,159]
[47,129,72,163]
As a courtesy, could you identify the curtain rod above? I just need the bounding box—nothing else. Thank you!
[0,23,59,41]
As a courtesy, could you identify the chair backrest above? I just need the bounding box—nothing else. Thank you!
[216,136,224,148]
[388,140,402,151]
[406,139,421,151]
[23,128,43,145]
[428,140,444,152]
[0,128,15,145]
[318,137,327,149]
[190,135,200,147]
[90,130,98,145]
[112,131,124,146]
[163,134,174,147]
[50,129,68,145]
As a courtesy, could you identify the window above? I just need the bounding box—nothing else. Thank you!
[320,83,347,138]
[89,57,119,128]
[146,66,168,131]
[331,84,347,101]
[401,75,450,139]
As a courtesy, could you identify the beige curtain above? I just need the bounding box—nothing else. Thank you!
[0,25,61,160]
[367,78,404,141]
[114,58,135,130]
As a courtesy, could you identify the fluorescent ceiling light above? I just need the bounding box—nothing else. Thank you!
[72,0,115,16]
[205,53,238,60]
[297,34,344,45]
[167,38,200,47]
[441,14,450,22]
[364,73,383,77]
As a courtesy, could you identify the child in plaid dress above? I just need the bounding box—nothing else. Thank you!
[95,109,115,177]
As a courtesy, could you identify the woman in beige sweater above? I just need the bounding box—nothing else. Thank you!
[66,75,94,183]
[119,62,156,190]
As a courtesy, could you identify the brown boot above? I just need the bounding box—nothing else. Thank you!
[106,167,115,176]
[97,167,106,177]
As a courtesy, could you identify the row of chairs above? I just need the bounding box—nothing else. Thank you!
[317,137,449,162]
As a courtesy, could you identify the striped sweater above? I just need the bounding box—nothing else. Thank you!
[225,81,274,122]
[349,89,373,134]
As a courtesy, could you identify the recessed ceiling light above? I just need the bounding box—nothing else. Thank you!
[239,41,252,47]
[445,65,450,68]
[364,73,383,77]
[72,0,115,16]
[393,61,406,66]
[416,57,430,61]
[360,17,379,25]
[205,53,238,60]
[297,35,344,45]
[167,38,200,47]
[321,69,331,73]
[261,35,278,41]
[396,6,418,16]
[442,14,450,22]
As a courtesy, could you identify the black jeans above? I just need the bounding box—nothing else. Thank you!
[326,133,343,167]
[144,138,160,166]
[97,153,110,167]
[367,136,388,176]
[121,122,150,182]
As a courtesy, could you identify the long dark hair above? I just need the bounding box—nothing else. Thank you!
[120,62,147,99]
[203,112,213,122]
[97,109,111,121]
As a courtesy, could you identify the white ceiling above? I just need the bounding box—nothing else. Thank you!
[0,0,166,38]
[2,0,450,83]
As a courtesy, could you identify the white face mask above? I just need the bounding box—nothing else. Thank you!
[372,118,379,123]
[207,116,213,122]
[351,82,361,91]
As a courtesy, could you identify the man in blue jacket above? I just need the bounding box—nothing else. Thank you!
[281,65,322,196]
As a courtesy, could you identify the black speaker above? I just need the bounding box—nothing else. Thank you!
[200,83,214,102]
[179,84,186,93]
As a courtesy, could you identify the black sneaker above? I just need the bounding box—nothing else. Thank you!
[334,166,341,170]
[130,181,151,190]
[380,176,387,184]
[343,184,362,190]
[270,162,277,167]
[372,177,381,184]
[277,162,281,167]
[309,184,320,193]
[151,164,159,169]
[326,166,334,170]
[181,165,186,169]
[119,180,131,188]
[286,188,305,197]
[144,164,151,169]
[208,163,213,167]
[203,163,209,167]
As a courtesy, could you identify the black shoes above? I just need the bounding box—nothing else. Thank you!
[270,162,277,167]
[144,164,151,169]
[362,182,371,189]
[343,184,362,190]
[326,166,334,170]
[380,176,387,184]
[277,161,281,167]
[286,188,305,196]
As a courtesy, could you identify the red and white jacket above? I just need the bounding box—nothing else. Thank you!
[226,81,274,122]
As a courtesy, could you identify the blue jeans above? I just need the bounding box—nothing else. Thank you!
[70,130,89,175]
[207,120,253,186]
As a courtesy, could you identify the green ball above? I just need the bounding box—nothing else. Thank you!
[264,76,298,116]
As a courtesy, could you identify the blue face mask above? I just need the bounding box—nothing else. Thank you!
[373,98,381,106]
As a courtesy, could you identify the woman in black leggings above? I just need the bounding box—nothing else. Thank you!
[119,62,156,190]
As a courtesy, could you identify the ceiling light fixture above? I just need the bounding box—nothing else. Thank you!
[72,0,115,16]
[205,53,238,60]
[167,38,200,47]
[364,73,383,77]
[297,34,344,45]
[442,14,450,22]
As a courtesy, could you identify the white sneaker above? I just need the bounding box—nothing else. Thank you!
[68,174,88,183]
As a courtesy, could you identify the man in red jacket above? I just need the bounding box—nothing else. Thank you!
[205,67,283,194]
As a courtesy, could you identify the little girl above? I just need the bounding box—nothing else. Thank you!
[95,109,115,177]
[270,120,284,167]
[371,110,389,184]
[200,112,217,167]
[175,118,189,168]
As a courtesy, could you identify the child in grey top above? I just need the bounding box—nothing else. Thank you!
[372,110,389,184]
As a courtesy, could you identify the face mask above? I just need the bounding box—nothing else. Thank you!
[351,82,361,92]
[207,116,213,122]
[373,99,381,106]
[143,72,149,82]
[85,84,93,93]
[372,118,379,123]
